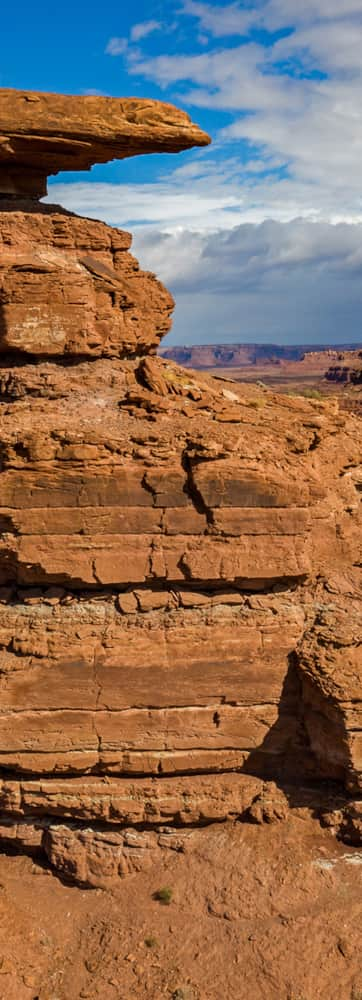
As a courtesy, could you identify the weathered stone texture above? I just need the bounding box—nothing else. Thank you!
[0,208,174,356]
[0,87,360,886]
[0,88,210,196]
[0,342,359,880]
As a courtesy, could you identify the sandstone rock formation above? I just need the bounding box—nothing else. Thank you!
[0,207,174,357]
[0,88,210,197]
[0,88,361,889]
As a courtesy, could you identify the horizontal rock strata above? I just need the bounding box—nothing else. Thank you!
[324,349,362,385]
[0,339,359,884]
[0,88,360,886]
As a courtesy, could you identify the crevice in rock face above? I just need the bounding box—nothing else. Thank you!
[0,579,305,604]
[181,452,214,524]
[0,755,290,783]
[308,432,321,451]
[0,349,148,370]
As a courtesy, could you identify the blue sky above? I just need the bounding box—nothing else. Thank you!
[3,0,362,345]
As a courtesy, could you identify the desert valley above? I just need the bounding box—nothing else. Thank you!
[161,344,362,416]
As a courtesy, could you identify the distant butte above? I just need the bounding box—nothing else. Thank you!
[0,88,211,198]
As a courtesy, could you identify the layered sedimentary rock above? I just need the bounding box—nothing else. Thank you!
[0,206,174,357]
[159,342,362,369]
[324,349,362,385]
[159,343,308,367]
[0,88,210,197]
[0,88,361,887]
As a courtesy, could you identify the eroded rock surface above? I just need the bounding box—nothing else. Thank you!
[0,88,361,888]
[0,88,210,197]
[0,206,174,356]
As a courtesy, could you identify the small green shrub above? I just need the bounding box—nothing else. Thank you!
[300,388,323,400]
[153,886,173,905]
[247,398,264,409]
[144,935,159,949]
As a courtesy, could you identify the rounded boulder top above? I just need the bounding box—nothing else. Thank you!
[0,88,211,197]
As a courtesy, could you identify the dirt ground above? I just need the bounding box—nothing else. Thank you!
[204,360,362,413]
[0,814,361,1000]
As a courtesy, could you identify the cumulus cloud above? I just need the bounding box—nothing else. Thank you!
[122,0,362,227]
[87,2,362,345]
[181,1,256,38]
[48,145,362,233]
[264,0,362,27]
[133,220,362,345]
[130,20,162,42]
[105,37,128,56]
[135,218,362,290]
[47,172,244,231]
[182,0,362,35]
[47,166,362,344]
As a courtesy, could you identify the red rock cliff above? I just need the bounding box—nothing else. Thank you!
[0,89,360,887]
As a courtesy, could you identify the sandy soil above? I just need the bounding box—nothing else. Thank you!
[0,813,361,1000]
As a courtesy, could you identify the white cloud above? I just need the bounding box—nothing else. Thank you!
[265,0,362,28]
[47,175,244,231]
[105,36,128,56]
[130,19,162,42]
[181,0,256,37]
[66,2,362,345]
[128,43,307,111]
[133,219,362,345]
[119,0,362,231]
[47,139,362,234]
[182,0,362,35]
[135,218,362,290]
[47,174,362,345]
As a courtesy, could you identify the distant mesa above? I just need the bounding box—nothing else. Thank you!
[159,342,362,369]
[0,88,211,198]
[324,349,362,384]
